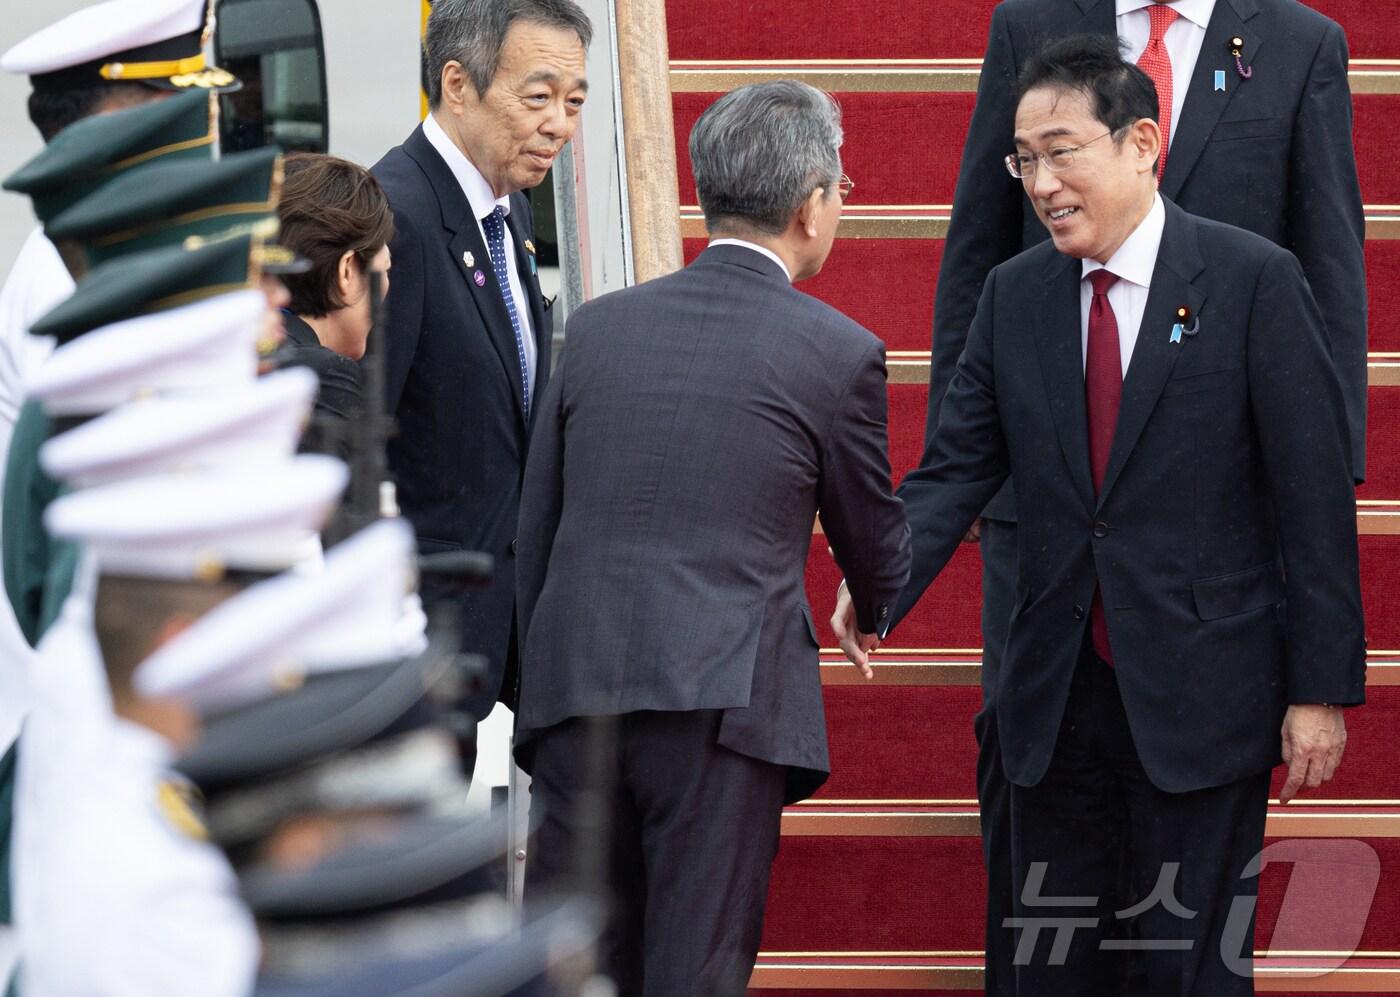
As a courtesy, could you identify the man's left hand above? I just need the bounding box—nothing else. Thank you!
[1279,704,1347,803]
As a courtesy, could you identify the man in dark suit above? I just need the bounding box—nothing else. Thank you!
[920,4,1366,989]
[515,81,912,995]
[371,0,591,729]
[836,36,1363,995]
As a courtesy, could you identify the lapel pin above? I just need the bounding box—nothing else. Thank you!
[1170,305,1200,344]
[1229,36,1253,79]
[1214,69,1226,92]
[473,270,487,287]
[524,239,536,255]
[462,251,475,268]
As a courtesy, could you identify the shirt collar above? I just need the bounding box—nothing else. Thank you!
[1116,0,1215,29]
[421,113,511,222]
[707,238,793,282]
[1082,193,1165,288]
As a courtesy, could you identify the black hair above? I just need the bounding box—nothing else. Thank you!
[1017,34,1159,139]
[26,82,159,142]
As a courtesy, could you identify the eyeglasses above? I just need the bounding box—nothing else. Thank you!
[831,173,855,200]
[1004,131,1114,179]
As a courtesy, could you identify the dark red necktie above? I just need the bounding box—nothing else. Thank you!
[1085,269,1122,664]
[1137,2,1180,181]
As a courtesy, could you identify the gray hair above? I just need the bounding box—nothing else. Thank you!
[689,81,844,236]
[424,0,593,106]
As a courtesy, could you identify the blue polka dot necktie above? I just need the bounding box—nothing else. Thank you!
[482,206,530,422]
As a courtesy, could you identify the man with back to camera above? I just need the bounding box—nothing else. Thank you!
[514,80,912,995]
[901,2,1367,990]
[372,0,591,764]
[834,35,1363,995]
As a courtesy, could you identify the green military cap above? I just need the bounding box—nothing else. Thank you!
[46,148,284,269]
[2,90,215,224]
[29,232,261,344]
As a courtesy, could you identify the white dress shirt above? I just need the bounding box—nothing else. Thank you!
[1117,0,1217,151]
[707,238,793,282]
[422,113,538,408]
[1080,194,1166,378]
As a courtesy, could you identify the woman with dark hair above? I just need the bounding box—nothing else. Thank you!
[274,152,394,459]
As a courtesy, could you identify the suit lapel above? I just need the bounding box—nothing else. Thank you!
[1070,0,1116,35]
[1095,202,1206,507]
[1033,253,1097,513]
[1160,0,1262,199]
[405,126,530,428]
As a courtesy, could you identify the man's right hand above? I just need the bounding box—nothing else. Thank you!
[832,580,879,679]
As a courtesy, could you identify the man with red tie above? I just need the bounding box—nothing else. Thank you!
[836,34,1363,995]
[898,3,1366,991]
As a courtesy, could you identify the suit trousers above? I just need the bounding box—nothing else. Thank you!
[1009,643,1271,997]
[525,709,787,996]
[975,518,1018,997]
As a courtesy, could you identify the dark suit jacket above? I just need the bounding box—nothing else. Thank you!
[372,125,551,719]
[929,0,1367,522]
[895,199,1364,793]
[276,312,362,462]
[514,245,912,802]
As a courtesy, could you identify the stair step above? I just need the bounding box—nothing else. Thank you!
[814,677,1400,802]
[803,536,1400,651]
[748,954,1400,992]
[818,654,1400,686]
[761,819,1400,953]
[670,59,1400,96]
[672,95,1400,206]
[684,238,1400,355]
[666,0,1400,61]
[781,803,1400,838]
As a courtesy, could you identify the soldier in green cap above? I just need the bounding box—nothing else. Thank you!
[0,0,240,488]
[8,230,297,647]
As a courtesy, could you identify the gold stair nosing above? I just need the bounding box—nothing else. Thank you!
[812,503,1400,536]
[779,807,1400,838]
[670,58,1400,96]
[886,350,1400,387]
[680,207,1400,241]
[818,657,1400,688]
[748,956,1400,991]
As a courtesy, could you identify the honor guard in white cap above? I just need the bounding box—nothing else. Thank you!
[12,452,346,997]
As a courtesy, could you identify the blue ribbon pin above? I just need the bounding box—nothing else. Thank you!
[1170,305,1200,344]
[1214,69,1226,92]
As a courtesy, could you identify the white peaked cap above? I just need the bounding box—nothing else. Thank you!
[40,367,317,488]
[26,288,264,417]
[44,454,347,579]
[134,519,427,713]
[1,0,207,75]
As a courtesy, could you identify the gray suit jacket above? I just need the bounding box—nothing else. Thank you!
[514,244,911,802]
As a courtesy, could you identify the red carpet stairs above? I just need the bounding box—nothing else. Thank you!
[662,1,1400,991]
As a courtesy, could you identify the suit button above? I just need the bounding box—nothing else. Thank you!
[1073,604,1086,621]
[1092,522,1109,538]
[509,538,518,556]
